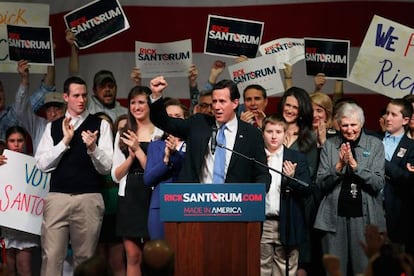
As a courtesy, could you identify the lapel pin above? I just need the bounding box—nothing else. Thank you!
[397,147,407,158]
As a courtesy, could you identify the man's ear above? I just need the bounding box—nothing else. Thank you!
[402,115,410,126]
[63,92,69,103]
[232,98,239,110]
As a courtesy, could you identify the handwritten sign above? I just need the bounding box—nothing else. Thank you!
[228,55,284,99]
[0,2,49,73]
[0,150,50,235]
[258,38,304,69]
[135,39,192,78]
[349,15,414,98]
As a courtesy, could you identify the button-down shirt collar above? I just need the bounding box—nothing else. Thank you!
[383,131,404,161]
[65,110,90,130]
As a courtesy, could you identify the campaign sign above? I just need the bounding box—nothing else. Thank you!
[304,38,350,79]
[0,150,50,235]
[0,2,49,73]
[349,15,414,98]
[259,38,305,69]
[228,55,284,99]
[135,39,192,78]
[204,15,264,58]
[64,0,130,49]
[160,183,266,222]
[7,25,53,65]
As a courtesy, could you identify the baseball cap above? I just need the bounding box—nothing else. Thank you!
[93,70,116,88]
[42,92,65,109]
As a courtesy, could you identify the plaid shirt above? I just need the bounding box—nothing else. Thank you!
[0,105,19,141]
[0,81,55,141]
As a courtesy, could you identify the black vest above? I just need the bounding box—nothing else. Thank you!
[50,115,102,193]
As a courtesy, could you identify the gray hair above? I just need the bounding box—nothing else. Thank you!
[335,102,365,126]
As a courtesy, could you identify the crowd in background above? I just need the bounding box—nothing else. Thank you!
[0,30,414,276]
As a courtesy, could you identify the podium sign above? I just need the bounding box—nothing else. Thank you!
[160,183,265,222]
[162,183,265,275]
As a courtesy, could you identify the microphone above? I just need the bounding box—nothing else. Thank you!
[211,126,217,155]
[216,143,309,187]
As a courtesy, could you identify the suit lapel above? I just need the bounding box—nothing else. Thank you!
[195,117,216,171]
[227,121,245,174]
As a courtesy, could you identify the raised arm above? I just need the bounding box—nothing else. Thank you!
[283,63,293,90]
[188,64,199,114]
[15,60,37,137]
[29,63,57,113]
[208,60,226,88]
[130,67,142,86]
[332,80,344,104]
[313,73,327,93]
[66,30,79,76]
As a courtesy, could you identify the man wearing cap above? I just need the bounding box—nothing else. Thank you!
[66,31,127,122]
[15,60,66,151]
[86,70,127,122]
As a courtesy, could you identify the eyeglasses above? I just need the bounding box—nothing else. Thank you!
[199,103,212,109]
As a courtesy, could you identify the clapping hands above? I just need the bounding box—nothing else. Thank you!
[336,142,357,171]
[120,130,141,157]
[81,130,98,152]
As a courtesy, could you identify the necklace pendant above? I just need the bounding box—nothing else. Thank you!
[350,183,358,199]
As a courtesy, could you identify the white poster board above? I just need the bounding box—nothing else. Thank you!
[349,15,414,98]
[228,55,284,99]
[0,150,50,235]
[135,39,192,78]
[258,38,304,69]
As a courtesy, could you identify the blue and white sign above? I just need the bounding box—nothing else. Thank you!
[160,183,266,222]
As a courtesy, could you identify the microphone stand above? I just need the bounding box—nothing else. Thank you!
[217,143,309,276]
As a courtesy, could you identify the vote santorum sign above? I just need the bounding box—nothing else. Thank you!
[0,150,50,235]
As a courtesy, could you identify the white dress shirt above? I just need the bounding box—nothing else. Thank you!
[35,110,113,175]
[265,146,284,216]
[200,115,238,184]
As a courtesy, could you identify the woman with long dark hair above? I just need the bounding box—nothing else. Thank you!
[277,87,318,275]
[111,86,163,276]
[277,87,317,175]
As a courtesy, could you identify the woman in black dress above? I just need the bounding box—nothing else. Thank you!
[112,86,163,276]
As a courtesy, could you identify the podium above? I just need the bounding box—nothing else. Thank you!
[160,183,266,276]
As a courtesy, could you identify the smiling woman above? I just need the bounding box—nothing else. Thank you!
[111,85,164,275]
[314,102,386,276]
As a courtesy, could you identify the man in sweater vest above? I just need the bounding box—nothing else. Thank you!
[35,76,113,276]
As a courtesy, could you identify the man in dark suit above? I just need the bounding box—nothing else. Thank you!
[260,115,311,276]
[149,76,271,191]
[381,98,414,255]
